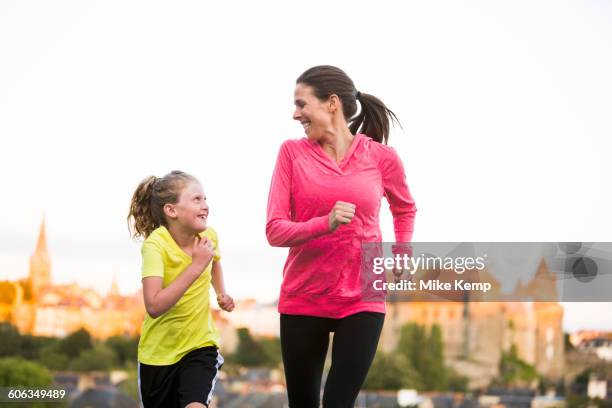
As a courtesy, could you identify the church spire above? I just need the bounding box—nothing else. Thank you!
[109,271,120,297]
[35,216,48,254]
[29,215,51,300]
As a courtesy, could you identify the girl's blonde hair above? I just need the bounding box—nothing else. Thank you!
[127,170,197,239]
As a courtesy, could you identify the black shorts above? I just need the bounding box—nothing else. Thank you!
[138,346,224,408]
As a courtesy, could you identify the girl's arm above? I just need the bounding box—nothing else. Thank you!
[211,260,227,296]
[211,261,235,312]
[142,237,214,319]
[266,141,331,247]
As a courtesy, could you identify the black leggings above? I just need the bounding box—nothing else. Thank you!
[280,311,385,408]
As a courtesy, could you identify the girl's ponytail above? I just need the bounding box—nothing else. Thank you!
[128,176,159,239]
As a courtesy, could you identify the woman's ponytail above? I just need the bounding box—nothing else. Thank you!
[349,91,400,145]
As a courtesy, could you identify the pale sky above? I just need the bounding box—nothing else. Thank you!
[1,1,611,331]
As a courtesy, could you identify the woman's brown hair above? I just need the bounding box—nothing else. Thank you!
[296,65,400,144]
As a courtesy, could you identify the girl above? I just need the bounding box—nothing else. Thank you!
[266,66,417,407]
[128,170,234,408]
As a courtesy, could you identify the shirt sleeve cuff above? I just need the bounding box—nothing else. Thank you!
[394,230,414,244]
[308,215,331,237]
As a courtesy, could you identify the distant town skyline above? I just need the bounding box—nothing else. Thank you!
[1,218,611,333]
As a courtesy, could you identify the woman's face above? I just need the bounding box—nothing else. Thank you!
[293,83,333,141]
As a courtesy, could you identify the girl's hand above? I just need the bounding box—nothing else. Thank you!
[328,201,356,232]
[192,236,214,272]
[217,293,235,312]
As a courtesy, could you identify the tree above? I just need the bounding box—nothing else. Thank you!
[259,337,282,367]
[397,323,427,375]
[422,324,448,391]
[0,357,52,387]
[447,367,469,392]
[39,344,70,371]
[106,335,139,366]
[19,335,57,360]
[58,328,92,358]
[0,358,57,408]
[0,324,58,361]
[71,344,119,372]
[363,351,422,390]
[0,323,21,357]
[396,323,451,391]
[232,328,268,367]
[498,344,538,387]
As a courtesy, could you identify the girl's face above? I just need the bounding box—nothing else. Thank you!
[293,83,334,142]
[166,181,209,234]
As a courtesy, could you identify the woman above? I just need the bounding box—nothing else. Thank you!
[266,65,417,407]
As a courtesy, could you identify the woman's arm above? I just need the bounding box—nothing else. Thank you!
[381,147,417,243]
[266,141,331,247]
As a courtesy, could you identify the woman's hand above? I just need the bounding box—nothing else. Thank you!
[328,201,356,232]
[217,293,235,312]
[192,236,214,272]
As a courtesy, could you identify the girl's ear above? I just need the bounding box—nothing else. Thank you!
[163,203,177,220]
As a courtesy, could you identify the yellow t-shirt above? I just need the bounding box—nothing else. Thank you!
[138,225,221,365]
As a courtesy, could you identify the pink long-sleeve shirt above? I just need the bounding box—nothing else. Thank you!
[266,133,416,318]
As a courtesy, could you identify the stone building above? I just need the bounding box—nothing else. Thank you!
[379,261,564,387]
